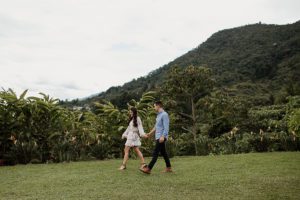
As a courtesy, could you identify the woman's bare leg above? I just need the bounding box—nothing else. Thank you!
[120,146,131,169]
[133,147,145,165]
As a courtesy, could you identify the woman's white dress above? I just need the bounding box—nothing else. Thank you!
[122,116,145,147]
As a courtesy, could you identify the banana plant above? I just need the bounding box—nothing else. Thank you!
[94,91,156,132]
[0,89,30,163]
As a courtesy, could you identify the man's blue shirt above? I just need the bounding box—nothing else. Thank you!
[155,110,169,140]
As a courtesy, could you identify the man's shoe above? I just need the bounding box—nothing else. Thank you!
[162,167,173,173]
[139,166,151,174]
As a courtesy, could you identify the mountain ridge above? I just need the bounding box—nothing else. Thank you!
[64,21,300,108]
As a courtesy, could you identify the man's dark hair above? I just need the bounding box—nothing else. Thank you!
[154,100,163,107]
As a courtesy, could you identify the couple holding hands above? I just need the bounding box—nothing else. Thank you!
[119,101,172,174]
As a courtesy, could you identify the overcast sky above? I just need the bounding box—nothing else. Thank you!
[0,0,299,100]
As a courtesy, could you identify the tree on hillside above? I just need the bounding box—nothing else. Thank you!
[162,65,214,155]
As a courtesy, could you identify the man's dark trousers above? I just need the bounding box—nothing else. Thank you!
[148,139,171,169]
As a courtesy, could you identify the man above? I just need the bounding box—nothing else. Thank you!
[140,101,172,174]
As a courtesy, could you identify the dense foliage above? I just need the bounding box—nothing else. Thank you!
[0,89,107,164]
[1,80,299,165]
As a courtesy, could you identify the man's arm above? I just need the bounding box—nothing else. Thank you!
[158,114,169,143]
[162,114,169,138]
[146,127,156,137]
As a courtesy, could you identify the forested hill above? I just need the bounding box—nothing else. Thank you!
[67,21,300,108]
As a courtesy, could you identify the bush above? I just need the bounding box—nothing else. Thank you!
[195,135,211,156]
[89,136,111,160]
[207,131,299,155]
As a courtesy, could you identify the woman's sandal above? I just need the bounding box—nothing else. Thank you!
[119,164,126,170]
[140,163,147,169]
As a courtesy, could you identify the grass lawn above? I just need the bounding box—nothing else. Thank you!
[0,152,299,200]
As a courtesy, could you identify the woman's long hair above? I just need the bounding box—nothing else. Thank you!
[128,107,138,127]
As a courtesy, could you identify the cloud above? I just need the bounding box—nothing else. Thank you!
[110,42,144,52]
[0,0,299,99]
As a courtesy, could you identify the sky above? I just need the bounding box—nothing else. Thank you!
[0,0,299,100]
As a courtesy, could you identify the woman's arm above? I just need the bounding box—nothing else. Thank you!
[137,117,146,137]
[122,125,130,139]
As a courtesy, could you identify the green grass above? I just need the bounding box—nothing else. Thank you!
[0,152,299,200]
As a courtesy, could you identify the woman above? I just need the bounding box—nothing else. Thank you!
[119,107,147,170]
